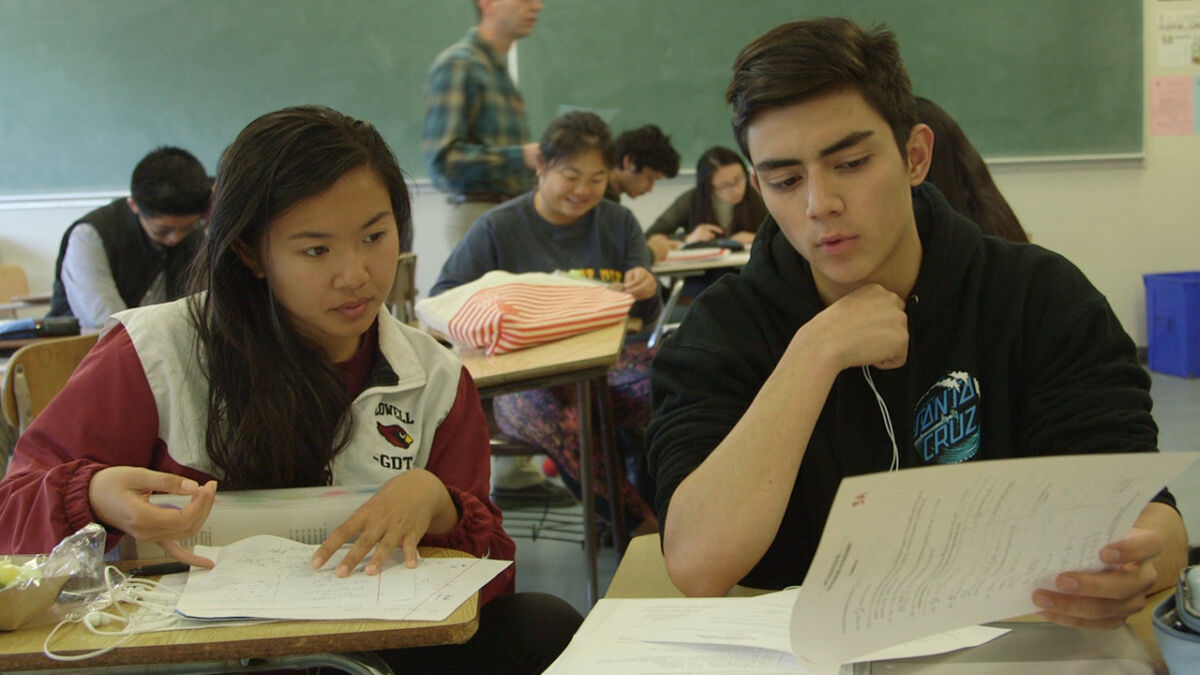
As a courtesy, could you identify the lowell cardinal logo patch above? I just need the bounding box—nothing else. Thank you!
[377,422,414,449]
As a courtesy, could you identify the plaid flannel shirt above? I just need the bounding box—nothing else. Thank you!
[422,28,534,196]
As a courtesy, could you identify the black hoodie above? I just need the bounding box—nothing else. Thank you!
[647,182,1171,590]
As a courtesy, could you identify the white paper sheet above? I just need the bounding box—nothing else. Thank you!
[128,572,276,631]
[544,598,812,675]
[546,597,1008,675]
[632,588,1007,662]
[788,452,1200,670]
[174,534,510,622]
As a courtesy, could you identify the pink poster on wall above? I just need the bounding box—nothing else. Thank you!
[1150,75,1195,135]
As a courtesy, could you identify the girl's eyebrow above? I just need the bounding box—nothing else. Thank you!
[287,211,391,240]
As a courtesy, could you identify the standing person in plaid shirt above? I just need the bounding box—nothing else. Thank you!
[422,0,542,248]
[423,0,573,509]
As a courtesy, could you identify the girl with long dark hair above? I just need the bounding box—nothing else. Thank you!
[916,97,1029,243]
[646,145,768,248]
[0,105,579,673]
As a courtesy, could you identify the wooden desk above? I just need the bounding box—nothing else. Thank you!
[648,251,751,348]
[13,294,52,306]
[0,547,478,672]
[607,534,1170,672]
[456,322,628,605]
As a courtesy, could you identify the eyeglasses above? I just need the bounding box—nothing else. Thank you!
[143,216,206,243]
[713,177,745,193]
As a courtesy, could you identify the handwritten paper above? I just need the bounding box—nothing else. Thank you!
[175,535,510,622]
[788,452,1200,671]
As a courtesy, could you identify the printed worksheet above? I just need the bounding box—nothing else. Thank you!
[788,452,1200,671]
[174,535,510,622]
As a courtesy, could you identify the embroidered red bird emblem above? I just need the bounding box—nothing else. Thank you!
[377,422,414,449]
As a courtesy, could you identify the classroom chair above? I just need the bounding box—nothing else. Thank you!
[388,252,418,324]
[0,264,32,319]
[483,397,587,545]
[481,385,629,556]
[2,333,99,436]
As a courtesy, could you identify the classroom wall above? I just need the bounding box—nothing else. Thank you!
[1,0,1197,347]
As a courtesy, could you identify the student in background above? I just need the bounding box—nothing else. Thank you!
[605,124,682,262]
[433,111,661,535]
[422,0,543,248]
[647,18,1184,631]
[916,96,1029,243]
[0,106,579,673]
[605,124,681,203]
[647,146,768,250]
[47,147,209,329]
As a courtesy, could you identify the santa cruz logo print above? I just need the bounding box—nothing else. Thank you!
[913,371,980,464]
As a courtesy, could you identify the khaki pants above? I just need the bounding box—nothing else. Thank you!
[444,200,495,249]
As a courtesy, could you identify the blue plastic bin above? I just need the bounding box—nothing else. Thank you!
[1144,272,1200,378]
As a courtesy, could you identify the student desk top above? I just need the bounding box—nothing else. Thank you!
[453,321,629,606]
[0,547,478,672]
[648,251,752,348]
[453,321,626,395]
[607,534,1171,673]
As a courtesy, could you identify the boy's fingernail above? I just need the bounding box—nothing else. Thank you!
[1033,592,1054,609]
[1057,576,1080,592]
[181,479,199,491]
[1100,548,1121,564]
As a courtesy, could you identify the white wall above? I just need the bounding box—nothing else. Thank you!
[2,0,1197,344]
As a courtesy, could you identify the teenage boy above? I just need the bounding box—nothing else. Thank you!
[422,0,543,248]
[605,124,680,203]
[48,147,209,329]
[646,18,1185,631]
[605,125,682,262]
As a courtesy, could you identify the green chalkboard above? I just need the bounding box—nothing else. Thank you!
[0,0,474,196]
[519,0,1143,170]
[0,1,1142,196]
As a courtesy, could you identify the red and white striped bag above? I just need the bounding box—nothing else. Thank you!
[415,271,634,355]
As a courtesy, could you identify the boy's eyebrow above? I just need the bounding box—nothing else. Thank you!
[754,130,876,172]
[287,211,392,240]
[819,130,874,158]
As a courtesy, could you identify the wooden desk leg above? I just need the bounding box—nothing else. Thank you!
[577,379,600,606]
[647,277,686,349]
[592,377,628,556]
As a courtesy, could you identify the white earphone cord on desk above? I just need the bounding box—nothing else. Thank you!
[861,366,900,472]
[42,564,183,662]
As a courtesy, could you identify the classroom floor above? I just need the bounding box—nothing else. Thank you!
[507,369,1200,617]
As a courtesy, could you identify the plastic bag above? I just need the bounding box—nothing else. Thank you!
[0,522,107,630]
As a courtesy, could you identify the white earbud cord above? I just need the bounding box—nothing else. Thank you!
[43,564,183,662]
[861,366,899,472]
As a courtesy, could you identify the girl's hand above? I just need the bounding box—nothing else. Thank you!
[88,467,217,568]
[685,224,724,243]
[311,469,458,576]
[623,266,659,300]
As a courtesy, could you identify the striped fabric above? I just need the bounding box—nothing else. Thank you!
[417,271,633,356]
